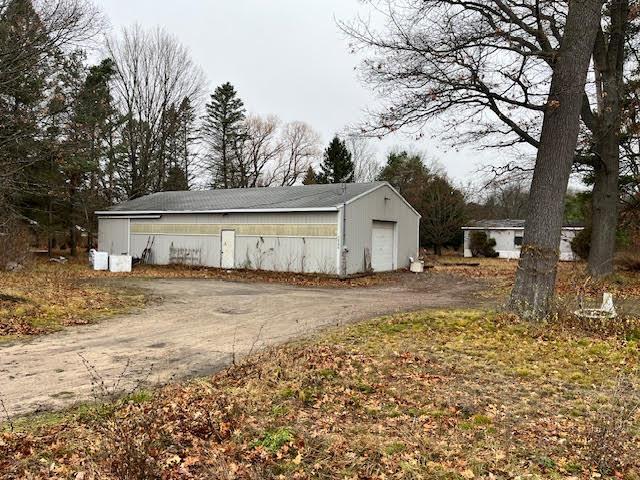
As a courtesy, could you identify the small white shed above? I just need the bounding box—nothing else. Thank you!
[96,182,420,275]
[462,220,584,261]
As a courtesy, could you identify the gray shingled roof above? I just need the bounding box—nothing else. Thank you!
[463,219,584,229]
[100,182,387,213]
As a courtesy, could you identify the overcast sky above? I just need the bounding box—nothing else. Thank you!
[99,0,503,184]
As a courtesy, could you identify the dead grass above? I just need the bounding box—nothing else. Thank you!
[75,261,400,288]
[2,309,639,479]
[432,256,640,313]
[0,260,146,339]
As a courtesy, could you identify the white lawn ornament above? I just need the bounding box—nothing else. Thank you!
[574,292,618,320]
[600,292,617,317]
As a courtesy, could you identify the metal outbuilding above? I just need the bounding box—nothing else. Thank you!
[96,182,420,275]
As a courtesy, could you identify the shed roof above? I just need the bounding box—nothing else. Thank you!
[97,182,395,214]
[462,219,584,230]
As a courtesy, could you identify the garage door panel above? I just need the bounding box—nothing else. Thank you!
[371,221,395,271]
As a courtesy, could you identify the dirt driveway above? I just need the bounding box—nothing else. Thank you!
[0,273,487,418]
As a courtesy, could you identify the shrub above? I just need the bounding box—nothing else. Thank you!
[469,231,499,258]
[570,226,591,260]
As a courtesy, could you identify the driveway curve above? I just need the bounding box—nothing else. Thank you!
[0,274,486,417]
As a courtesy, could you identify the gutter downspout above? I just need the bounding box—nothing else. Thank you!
[340,183,348,278]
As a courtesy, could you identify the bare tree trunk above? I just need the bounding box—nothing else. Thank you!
[510,0,603,319]
[69,180,78,257]
[589,139,619,276]
[586,0,627,278]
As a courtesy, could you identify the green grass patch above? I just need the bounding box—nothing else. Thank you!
[252,427,294,453]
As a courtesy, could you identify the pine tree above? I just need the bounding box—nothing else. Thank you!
[66,58,116,253]
[0,0,49,216]
[202,82,246,188]
[302,166,318,185]
[317,136,354,184]
[1,0,56,252]
[176,97,197,188]
[163,165,189,191]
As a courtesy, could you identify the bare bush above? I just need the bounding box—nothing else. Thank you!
[587,373,640,475]
[78,354,164,479]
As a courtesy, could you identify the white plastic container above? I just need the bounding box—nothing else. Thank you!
[109,255,132,273]
[410,260,425,273]
[93,251,109,271]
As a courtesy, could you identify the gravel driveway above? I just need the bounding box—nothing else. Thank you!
[0,274,486,418]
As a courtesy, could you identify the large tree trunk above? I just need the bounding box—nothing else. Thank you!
[510,0,603,319]
[586,0,627,278]
[588,139,619,276]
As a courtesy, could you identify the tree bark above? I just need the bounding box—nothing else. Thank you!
[510,0,603,319]
[586,0,628,277]
[588,139,619,276]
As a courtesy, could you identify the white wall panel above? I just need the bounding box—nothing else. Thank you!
[98,218,129,255]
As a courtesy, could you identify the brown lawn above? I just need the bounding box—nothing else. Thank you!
[1,309,639,479]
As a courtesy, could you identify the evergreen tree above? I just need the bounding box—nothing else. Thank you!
[163,165,189,191]
[0,0,49,218]
[161,100,196,191]
[317,136,354,184]
[175,97,197,188]
[302,165,318,185]
[202,82,246,188]
[377,150,466,254]
[377,151,430,206]
[66,57,116,253]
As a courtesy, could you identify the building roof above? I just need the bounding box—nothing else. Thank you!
[462,219,584,230]
[97,182,396,215]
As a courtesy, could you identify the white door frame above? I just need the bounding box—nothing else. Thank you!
[220,229,236,268]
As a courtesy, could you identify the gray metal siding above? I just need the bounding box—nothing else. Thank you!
[97,218,129,255]
[342,184,419,274]
[125,211,338,273]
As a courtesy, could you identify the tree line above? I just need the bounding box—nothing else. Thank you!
[0,0,467,261]
[0,0,378,256]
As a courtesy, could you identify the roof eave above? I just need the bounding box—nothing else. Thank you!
[95,207,340,216]
[461,226,584,230]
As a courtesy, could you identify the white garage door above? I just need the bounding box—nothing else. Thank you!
[371,221,395,272]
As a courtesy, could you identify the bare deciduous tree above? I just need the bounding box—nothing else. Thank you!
[106,25,206,198]
[345,136,380,182]
[341,0,631,277]
[267,121,321,186]
[509,0,604,318]
[236,114,283,187]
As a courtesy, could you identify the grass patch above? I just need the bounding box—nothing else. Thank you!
[1,308,639,478]
[0,260,147,338]
[252,427,294,453]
